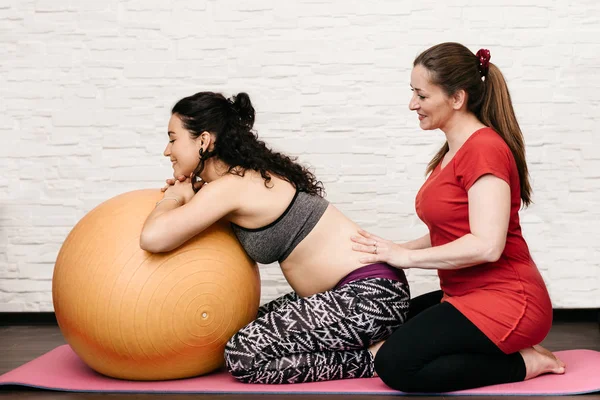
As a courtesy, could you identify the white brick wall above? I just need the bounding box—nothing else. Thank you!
[1,0,599,311]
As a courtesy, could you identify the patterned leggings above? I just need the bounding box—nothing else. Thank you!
[224,277,410,384]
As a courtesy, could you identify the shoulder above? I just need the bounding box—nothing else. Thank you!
[457,128,512,164]
[453,128,514,189]
[207,171,245,189]
[466,127,510,154]
[191,172,245,203]
[198,169,292,204]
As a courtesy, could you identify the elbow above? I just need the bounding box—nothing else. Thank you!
[140,231,166,253]
[482,242,505,263]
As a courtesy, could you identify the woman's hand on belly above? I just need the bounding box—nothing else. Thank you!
[351,228,411,268]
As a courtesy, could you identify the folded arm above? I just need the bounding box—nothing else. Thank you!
[140,176,240,253]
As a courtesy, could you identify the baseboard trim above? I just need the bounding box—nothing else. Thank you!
[1,312,58,326]
[552,308,600,323]
[1,309,599,326]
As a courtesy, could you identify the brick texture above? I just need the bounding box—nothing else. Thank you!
[1,0,599,311]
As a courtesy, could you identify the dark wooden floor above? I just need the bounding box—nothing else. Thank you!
[1,320,599,399]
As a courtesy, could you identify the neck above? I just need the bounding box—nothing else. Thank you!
[440,112,486,154]
[203,158,232,183]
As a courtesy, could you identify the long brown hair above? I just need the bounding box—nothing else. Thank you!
[414,42,532,206]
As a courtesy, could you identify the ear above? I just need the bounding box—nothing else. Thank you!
[197,131,213,151]
[451,89,468,111]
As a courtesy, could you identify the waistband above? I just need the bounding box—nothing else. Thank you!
[334,263,407,289]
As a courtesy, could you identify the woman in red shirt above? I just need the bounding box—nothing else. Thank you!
[351,42,566,392]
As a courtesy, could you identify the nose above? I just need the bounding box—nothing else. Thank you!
[163,142,171,157]
[409,93,420,111]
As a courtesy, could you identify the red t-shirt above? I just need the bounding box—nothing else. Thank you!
[415,127,552,354]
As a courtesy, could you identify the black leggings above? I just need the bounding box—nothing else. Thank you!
[375,290,526,393]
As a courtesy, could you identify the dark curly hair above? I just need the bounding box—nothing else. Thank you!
[171,91,324,196]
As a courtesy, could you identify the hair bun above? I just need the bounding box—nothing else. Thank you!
[230,92,255,129]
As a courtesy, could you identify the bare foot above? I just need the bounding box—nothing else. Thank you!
[368,341,385,377]
[533,344,566,369]
[519,346,566,380]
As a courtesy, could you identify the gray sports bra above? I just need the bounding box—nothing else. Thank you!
[230,191,329,264]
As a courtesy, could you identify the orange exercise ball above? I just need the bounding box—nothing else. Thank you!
[52,189,260,381]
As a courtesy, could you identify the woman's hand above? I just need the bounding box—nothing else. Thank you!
[163,176,196,205]
[161,175,187,192]
[351,228,412,268]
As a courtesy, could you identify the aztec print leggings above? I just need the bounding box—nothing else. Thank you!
[224,277,410,384]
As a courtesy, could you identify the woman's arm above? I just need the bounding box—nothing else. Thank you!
[140,175,241,253]
[406,174,510,269]
[399,234,431,250]
[353,174,510,270]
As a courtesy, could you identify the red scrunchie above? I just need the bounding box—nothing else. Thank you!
[476,48,491,77]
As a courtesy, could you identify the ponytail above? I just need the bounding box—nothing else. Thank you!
[416,43,532,206]
[479,64,532,206]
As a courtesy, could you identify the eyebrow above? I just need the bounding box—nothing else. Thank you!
[410,84,423,92]
[168,131,175,137]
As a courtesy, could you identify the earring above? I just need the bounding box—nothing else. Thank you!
[191,172,203,183]
[198,148,204,159]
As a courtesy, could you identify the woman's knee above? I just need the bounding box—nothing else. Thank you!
[374,343,426,392]
[224,330,272,383]
[224,333,257,381]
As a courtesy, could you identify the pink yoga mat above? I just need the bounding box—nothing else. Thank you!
[1,345,599,395]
